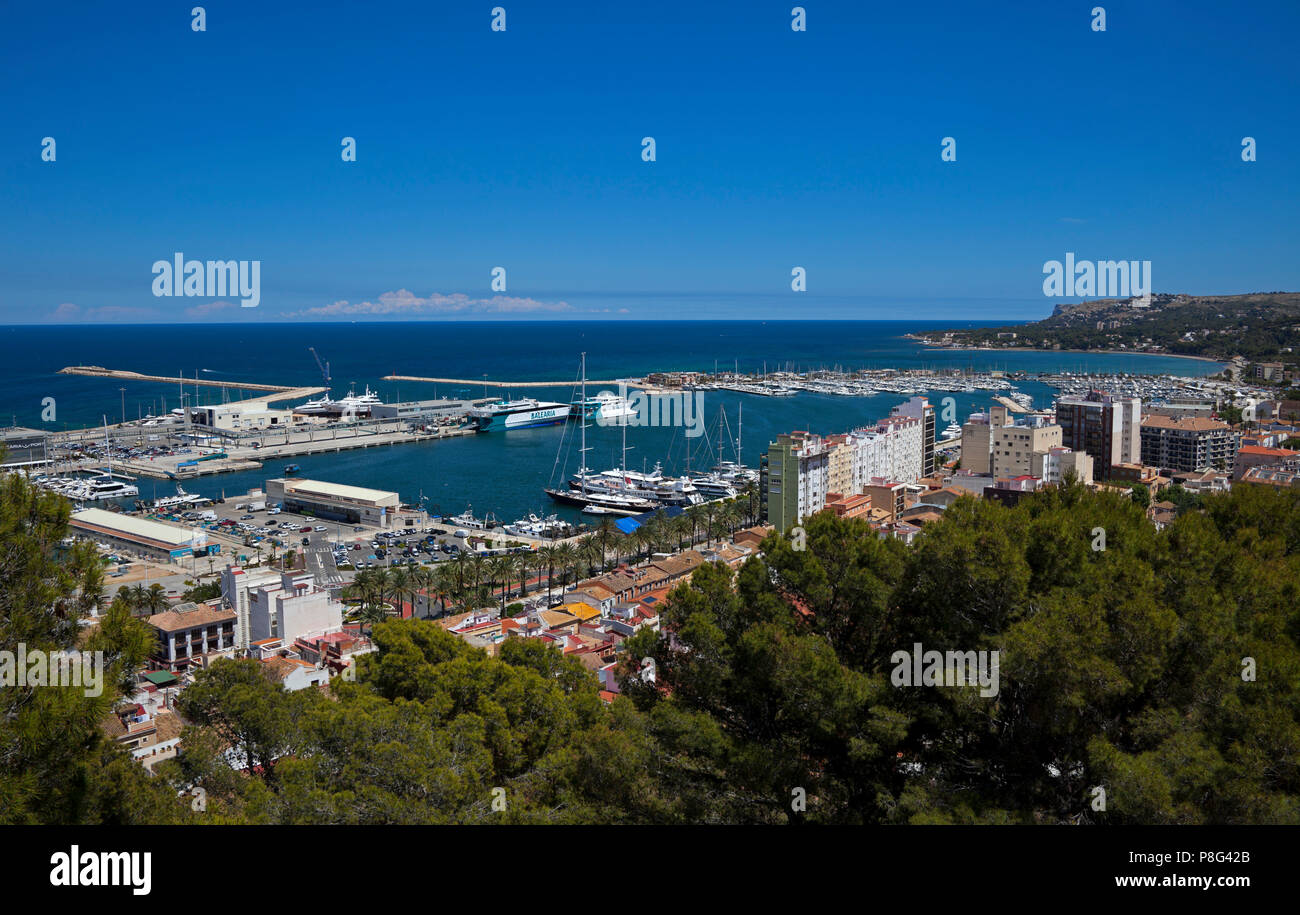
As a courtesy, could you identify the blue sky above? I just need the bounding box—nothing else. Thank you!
[1,0,1297,323]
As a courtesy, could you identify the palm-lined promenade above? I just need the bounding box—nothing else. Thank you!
[340,489,760,630]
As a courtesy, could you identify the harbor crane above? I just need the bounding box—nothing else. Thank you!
[309,347,331,389]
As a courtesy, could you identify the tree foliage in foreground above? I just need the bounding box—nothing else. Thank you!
[624,483,1300,824]
[3,467,1299,824]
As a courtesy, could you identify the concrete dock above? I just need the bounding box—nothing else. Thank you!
[383,374,626,388]
[58,366,325,401]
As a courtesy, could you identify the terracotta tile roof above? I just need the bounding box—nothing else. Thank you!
[1141,415,1232,432]
[1238,445,1300,457]
[147,603,236,633]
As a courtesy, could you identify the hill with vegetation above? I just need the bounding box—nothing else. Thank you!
[920,292,1300,362]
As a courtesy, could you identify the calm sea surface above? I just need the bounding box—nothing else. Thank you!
[0,321,1223,523]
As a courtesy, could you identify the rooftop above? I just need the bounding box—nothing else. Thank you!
[147,602,236,632]
[71,507,201,548]
[1141,415,1232,432]
[273,478,398,504]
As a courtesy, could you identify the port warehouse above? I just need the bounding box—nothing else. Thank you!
[185,397,482,438]
[189,401,292,430]
[265,478,400,528]
[70,506,210,561]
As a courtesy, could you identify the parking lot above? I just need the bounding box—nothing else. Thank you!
[153,493,506,575]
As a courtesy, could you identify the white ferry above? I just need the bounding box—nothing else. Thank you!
[469,397,569,431]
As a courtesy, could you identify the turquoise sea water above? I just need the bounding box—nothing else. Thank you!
[0,321,1223,523]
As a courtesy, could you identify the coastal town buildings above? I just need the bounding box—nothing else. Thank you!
[1056,390,1142,480]
[1139,415,1239,474]
[146,601,237,672]
[245,570,345,645]
[761,415,923,530]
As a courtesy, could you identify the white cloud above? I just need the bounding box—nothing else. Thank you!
[291,289,574,318]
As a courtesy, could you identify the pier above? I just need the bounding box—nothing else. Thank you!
[58,366,326,402]
[383,374,626,388]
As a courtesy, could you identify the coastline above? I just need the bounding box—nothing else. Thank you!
[907,338,1226,366]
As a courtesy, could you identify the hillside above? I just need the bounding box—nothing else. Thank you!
[919,292,1300,362]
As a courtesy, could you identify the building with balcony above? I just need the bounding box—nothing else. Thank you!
[1139,415,1239,473]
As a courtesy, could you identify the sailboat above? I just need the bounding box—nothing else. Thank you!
[69,418,139,501]
[545,354,656,516]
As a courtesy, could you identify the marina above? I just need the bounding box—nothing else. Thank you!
[3,322,1246,531]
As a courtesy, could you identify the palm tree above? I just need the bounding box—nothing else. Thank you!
[718,500,741,538]
[467,553,487,597]
[555,541,579,593]
[346,601,389,636]
[594,518,619,568]
[75,559,105,619]
[632,528,655,565]
[702,501,720,547]
[532,551,549,600]
[577,536,602,580]
[431,565,458,617]
[685,504,707,546]
[540,544,562,605]
[670,513,693,551]
[451,550,471,593]
[144,583,168,614]
[408,566,435,618]
[486,556,512,615]
[388,566,414,617]
[738,481,759,525]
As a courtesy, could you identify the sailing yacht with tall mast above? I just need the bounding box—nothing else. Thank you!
[545,354,655,516]
[67,417,139,501]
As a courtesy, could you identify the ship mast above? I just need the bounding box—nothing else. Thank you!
[737,402,743,463]
[580,353,588,496]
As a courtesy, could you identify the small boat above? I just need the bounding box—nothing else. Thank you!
[284,464,301,475]
[451,506,497,529]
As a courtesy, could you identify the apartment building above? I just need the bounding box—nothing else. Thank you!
[1232,444,1300,480]
[961,413,994,474]
[891,396,936,476]
[1056,390,1141,480]
[247,570,345,645]
[1139,414,1239,473]
[1033,446,1094,485]
[991,422,1062,477]
[762,416,923,529]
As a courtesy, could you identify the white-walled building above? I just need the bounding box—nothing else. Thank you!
[190,401,293,431]
[1034,446,1095,485]
[247,570,345,645]
[221,565,282,651]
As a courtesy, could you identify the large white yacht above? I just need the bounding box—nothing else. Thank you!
[470,397,569,431]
